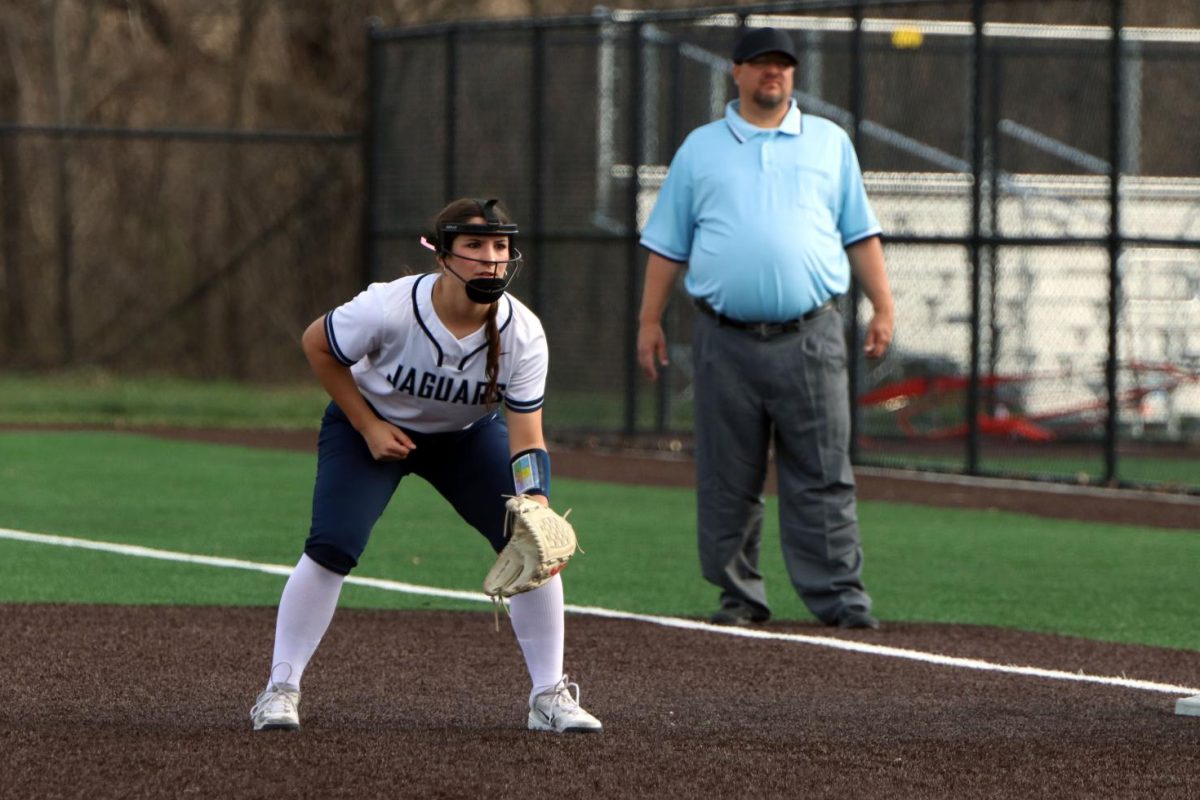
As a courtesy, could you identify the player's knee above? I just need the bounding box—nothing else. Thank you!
[303,543,358,575]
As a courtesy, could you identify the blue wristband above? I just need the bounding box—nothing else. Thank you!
[510,448,551,498]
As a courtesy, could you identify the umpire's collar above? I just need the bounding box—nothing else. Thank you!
[725,99,802,143]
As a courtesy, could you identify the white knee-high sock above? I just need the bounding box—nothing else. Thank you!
[267,554,345,691]
[508,573,565,702]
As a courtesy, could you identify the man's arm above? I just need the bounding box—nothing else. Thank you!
[846,236,895,359]
[636,252,687,381]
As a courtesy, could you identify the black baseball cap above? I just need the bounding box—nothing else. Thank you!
[732,27,797,65]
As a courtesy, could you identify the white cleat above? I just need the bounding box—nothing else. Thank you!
[528,675,603,733]
[1177,695,1200,717]
[251,683,301,731]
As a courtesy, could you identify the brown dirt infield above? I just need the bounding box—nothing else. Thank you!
[2,426,1199,798]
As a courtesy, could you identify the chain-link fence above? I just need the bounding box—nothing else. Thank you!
[3,1,1197,491]
[366,0,1200,490]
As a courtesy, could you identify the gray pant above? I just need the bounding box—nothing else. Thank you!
[692,307,870,624]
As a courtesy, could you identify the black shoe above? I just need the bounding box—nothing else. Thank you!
[835,608,881,630]
[709,604,770,627]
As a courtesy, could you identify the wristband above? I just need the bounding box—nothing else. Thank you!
[511,448,551,498]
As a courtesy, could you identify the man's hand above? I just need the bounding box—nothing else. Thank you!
[361,418,416,461]
[637,321,669,381]
[636,254,686,382]
[863,306,894,359]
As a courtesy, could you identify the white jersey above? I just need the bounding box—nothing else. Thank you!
[324,272,548,433]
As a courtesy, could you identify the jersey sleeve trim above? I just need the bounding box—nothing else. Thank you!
[504,394,544,413]
[639,241,690,264]
[324,311,355,366]
[843,229,883,248]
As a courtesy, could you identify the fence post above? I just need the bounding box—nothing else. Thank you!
[966,0,986,474]
[624,20,645,436]
[444,29,458,202]
[530,24,546,314]
[362,20,380,288]
[848,0,864,462]
[986,49,1003,416]
[655,39,685,434]
[54,133,74,366]
[1104,0,1124,484]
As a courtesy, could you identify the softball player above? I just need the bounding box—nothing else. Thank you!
[250,198,601,734]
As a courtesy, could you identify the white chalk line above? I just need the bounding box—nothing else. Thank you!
[2,526,1198,699]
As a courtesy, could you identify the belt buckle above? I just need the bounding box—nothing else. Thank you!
[753,321,773,338]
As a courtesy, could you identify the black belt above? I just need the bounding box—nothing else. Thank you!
[693,298,836,337]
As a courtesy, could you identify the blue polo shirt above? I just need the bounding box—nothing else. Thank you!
[640,99,881,322]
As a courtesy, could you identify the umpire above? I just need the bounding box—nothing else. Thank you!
[636,27,895,630]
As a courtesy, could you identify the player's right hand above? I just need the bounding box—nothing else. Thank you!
[637,321,669,381]
[362,419,416,461]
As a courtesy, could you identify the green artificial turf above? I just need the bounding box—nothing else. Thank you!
[1,430,1197,651]
[0,370,327,430]
[2,371,1195,488]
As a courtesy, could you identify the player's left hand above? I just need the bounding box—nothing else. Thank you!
[483,495,577,599]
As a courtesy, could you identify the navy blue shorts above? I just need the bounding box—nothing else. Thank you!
[303,402,515,575]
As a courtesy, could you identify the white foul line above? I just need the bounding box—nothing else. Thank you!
[3,526,1198,699]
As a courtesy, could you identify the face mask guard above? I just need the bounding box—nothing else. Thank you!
[421,198,523,304]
